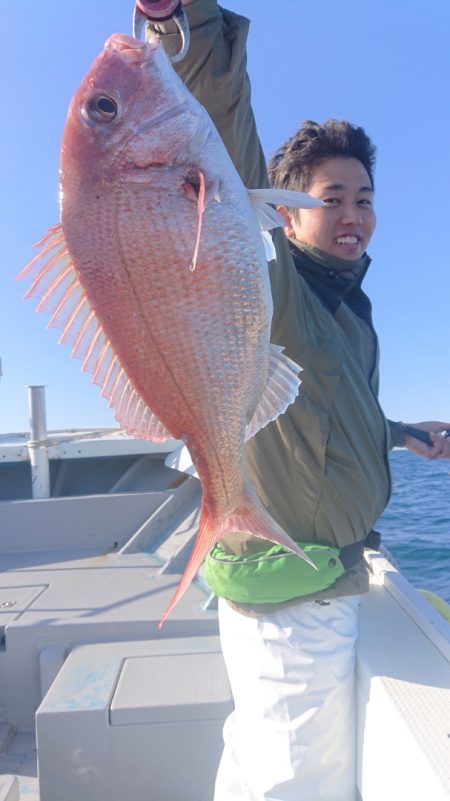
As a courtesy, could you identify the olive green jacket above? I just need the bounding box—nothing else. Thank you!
[153,0,392,609]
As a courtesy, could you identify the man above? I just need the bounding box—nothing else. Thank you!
[149,3,450,799]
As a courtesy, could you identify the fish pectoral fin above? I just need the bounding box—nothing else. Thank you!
[184,170,221,206]
[247,187,324,231]
[18,224,172,443]
[245,344,302,441]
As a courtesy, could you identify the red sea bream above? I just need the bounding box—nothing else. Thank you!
[18,33,320,624]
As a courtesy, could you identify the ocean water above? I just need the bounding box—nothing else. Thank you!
[376,450,450,604]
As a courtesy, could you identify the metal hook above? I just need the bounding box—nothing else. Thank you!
[132,1,190,63]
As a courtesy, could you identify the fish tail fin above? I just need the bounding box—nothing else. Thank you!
[158,482,316,628]
[223,481,316,567]
[158,499,226,629]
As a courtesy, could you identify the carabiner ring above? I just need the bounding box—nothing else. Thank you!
[132,1,190,63]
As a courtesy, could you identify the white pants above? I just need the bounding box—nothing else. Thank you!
[214,595,360,801]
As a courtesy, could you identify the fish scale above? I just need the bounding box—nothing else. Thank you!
[112,198,267,438]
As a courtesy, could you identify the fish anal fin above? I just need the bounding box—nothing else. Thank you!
[245,344,301,442]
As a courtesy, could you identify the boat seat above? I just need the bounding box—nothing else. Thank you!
[36,636,233,801]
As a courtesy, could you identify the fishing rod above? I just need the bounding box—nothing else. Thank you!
[132,0,190,61]
[402,425,450,448]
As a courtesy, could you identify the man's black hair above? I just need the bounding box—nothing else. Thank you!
[268,119,376,192]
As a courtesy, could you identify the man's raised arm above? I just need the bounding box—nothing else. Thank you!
[148,0,268,190]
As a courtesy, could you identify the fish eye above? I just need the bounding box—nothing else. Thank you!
[84,94,118,124]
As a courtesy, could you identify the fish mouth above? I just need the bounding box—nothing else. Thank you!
[104,33,158,64]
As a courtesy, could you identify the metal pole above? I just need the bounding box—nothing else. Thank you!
[27,385,50,499]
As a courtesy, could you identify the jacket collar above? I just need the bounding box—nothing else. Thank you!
[289,239,373,322]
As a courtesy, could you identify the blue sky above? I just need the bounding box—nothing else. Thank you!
[1,0,449,433]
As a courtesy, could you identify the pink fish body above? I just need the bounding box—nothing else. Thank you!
[19,34,317,624]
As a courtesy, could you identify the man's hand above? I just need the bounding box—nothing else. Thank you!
[404,421,450,459]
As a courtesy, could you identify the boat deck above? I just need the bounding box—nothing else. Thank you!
[0,434,449,800]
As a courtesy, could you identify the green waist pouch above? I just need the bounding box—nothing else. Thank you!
[204,541,346,604]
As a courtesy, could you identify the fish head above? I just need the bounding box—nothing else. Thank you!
[60,33,210,209]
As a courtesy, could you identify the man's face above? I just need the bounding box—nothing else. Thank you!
[279,156,376,260]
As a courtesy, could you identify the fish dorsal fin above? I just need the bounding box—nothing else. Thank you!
[245,344,301,441]
[247,187,323,231]
[18,224,172,442]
